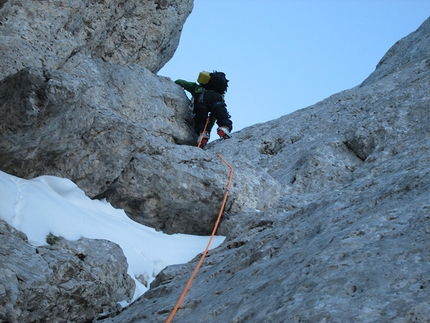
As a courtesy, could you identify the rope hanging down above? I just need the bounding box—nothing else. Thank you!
[165,154,233,323]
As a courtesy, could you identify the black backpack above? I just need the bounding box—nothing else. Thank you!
[204,71,229,94]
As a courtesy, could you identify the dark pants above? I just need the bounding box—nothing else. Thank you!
[194,103,232,135]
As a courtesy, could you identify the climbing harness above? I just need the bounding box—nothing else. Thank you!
[165,154,234,323]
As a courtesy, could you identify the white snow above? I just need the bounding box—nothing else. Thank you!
[0,170,225,304]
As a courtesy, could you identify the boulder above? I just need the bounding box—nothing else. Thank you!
[0,220,135,323]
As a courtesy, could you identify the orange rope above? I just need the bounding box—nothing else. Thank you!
[165,154,233,323]
[197,116,210,148]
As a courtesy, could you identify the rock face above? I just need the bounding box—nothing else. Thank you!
[0,0,193,78]
[96,17,430,323]
[0,0,279,236]
[0,59,194,197]
[0,57,280,235]
[0,219,135,323]
[1,0,430,321]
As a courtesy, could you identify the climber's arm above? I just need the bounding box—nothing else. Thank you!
[175,79,200,94]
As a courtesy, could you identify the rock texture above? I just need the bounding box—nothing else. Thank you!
[0,219,135,323]
[0,59,194,196]
[0,0,192,78]
[0,57,280,235]
[1,0,430,321]
[0,0,279,236]
[97,17,430,323]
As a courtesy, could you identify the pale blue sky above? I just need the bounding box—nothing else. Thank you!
[159,1,430,133]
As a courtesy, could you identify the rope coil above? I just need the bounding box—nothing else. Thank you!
[165,154,233,323]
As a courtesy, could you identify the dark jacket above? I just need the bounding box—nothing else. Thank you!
[175,79,232,135]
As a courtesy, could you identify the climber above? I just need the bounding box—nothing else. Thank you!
[175,71,233,149]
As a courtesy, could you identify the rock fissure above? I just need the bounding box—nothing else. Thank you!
[343,139,366,162]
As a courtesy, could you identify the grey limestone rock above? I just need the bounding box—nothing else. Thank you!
[0,57,194,196]
[0,0,193,78]
[0,220,135,323]
[2,0,430,321]
[100,143,281,234]
[361,16,430,86]
[0,0,278,236]
[97,16,430,323]
[0,55,280,235]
